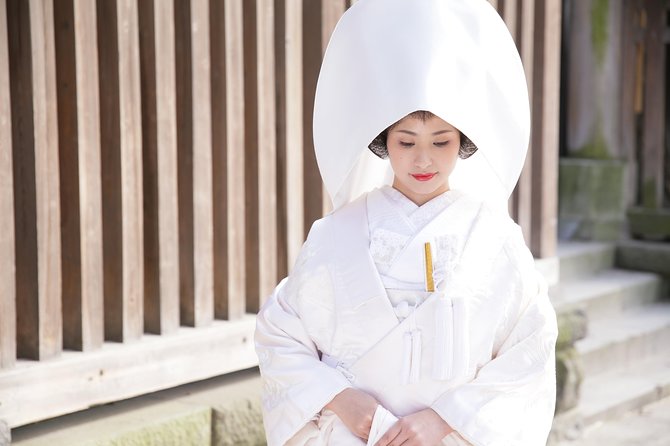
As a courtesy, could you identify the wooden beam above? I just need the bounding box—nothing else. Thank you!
[530,0,560,258]
[175,0,214,327]
[256,0,277,309]
[98,0,144,341]
[275,0,304,277]
[191,0,214,326]
[211,0,246,320]
[0,0,17,369]
[138,0,180,335]
[640,0,666,208]
[54,0,104,351]
[243,0,278,312]
[8,0,63,360]
[511,0,534,244]
[302,1,324,234]
[0,317,257,429]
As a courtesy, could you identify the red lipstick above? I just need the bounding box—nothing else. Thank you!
[411,173,436,181]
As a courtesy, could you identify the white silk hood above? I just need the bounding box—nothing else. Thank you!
[313,0,530,209]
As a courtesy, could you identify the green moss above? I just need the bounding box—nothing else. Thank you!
[642,178,659,208]
[591,0,609,66]
[571,135,610,160]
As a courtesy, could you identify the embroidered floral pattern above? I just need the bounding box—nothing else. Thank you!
[370,228,409,272]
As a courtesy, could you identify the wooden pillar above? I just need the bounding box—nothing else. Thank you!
[244,0,277,312]
[0,0,16,369]
[302,0,346,231]
[138,0,180,334]
[640,0,666,208]
[98,0,144,341]
[530,0,561,258]
[511,0,535,244]
[175,0,214,327]
[211,0,246,319]
[8,0,62,360]
[275,0,304,277]
[54,0,104,351]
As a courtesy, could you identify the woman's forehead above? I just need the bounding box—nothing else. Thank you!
[390,113,457,132]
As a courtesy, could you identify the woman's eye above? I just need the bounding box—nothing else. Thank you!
[399,141,414,148]
[433,141,449,147]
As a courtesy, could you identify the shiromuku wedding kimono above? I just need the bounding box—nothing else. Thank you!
[255,0,558,445]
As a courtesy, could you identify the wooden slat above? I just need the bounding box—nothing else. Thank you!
[139,0,180,334]
[620,0,638,209]
[9,0,63,360]
[302,1,325,234]
[275,0,304,277]
[256,0,277,309]
[530,0,560,258]
[211,0,246,319]
[511,0,534,243]
[99,0,144,341]
[640,0,666,208]
[191,0,214,326]
[244,0,278,312]
[175,0,213,327]
[319,1,345,216]
[55,0,104,351]
[0,0,17,369]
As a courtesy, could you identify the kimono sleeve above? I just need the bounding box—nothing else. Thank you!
[254,221,352,446]
[431,228,558,446]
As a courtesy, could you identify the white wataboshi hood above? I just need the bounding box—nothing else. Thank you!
[313,0,530,210]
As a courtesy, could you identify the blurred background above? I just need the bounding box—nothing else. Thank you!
[0,0,667,445]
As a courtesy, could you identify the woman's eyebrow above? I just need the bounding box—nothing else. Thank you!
[395,129,455,135]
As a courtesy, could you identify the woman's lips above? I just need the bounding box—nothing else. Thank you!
[411,173,436,181]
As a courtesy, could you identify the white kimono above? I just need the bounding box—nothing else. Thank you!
[255,187,558,446]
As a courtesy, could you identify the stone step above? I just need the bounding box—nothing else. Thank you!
[557,242,616,282]
[552,396,670,446]
[551,268,662,319]
[11,368,266,446]
[549,354,670,444]
[616,239,670,278]
[576,302,670,376]
[11,399,212,446]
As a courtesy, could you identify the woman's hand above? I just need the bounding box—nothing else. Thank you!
[373,408,453,446]
[324,388,378,440]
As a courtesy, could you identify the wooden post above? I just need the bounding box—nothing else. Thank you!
[211,0,246,320]
[54,0,104,351]
[98,0,144,341]
[302,1,324,234]
[530,0,561,258]
[275,0,304,277]
[8,0,62,360]
[138,0,180,334]
[302,1,346,231]
[175,0,214,327]
[640,0,666,208]
[510,0,534,244]
[244,0,278,312]
[0,0,17,369]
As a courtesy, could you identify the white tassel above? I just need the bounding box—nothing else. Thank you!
[409,329,422,383]
[452,299,469,377]
[401,331,412,385]
[433,298,453,380]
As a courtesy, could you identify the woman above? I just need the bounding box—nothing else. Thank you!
[255,1,558,445]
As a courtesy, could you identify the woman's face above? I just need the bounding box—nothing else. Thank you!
[386,114,461,206]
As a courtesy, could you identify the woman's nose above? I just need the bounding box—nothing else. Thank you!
[414,149,431,168]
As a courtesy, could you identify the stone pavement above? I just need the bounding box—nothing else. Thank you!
[555,397,670,446]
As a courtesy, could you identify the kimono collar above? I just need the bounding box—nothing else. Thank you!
[313,0,529,211]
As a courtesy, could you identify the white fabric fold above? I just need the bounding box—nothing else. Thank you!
[366,406,399,446]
